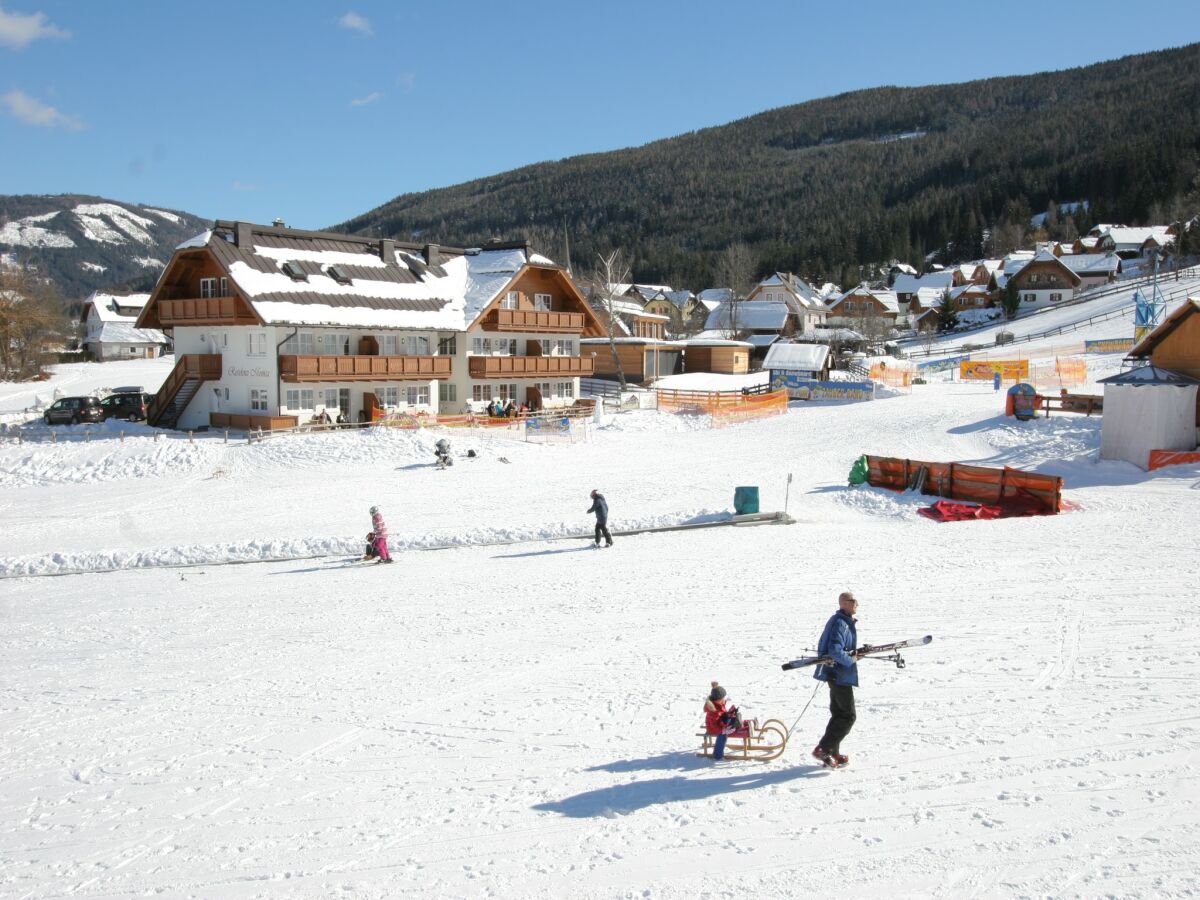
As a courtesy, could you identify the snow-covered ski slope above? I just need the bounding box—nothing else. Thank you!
[2,336,1198,896]
[904,271,1200,360]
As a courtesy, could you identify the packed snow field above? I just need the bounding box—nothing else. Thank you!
[2,350,1199,897]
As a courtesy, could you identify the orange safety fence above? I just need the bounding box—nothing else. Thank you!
[866,455,1063,513]
[1148,450,1200,471]
[868,364,913,391]
[709,390,789,428]
[1029,357,1088,389]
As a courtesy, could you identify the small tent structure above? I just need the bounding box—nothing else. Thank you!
[1098,366,1200,469]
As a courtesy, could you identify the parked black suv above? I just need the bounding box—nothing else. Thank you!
[43,396,105,425]
[101,391,153,421]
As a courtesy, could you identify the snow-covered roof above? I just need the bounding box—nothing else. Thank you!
[1100,226,1173,250]
[829,286,899,313]
[806,328,865,343]
[1059,253,1120,275]
[762,342,829,371]
[890,263,917,275]
[892,271,956,294]
[746,333,780,347]
[90,322,168,345]
[948,283,988,300]
[704,300,790,331]
[682,338,754,348]
[164,224,562,331]
[84,291,152,323]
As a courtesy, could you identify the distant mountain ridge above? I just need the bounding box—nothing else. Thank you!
[0,195,209,301]
[336,43,1200,288]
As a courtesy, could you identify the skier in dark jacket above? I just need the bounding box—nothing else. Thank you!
[587,489,613,547]
[811,590,860,768]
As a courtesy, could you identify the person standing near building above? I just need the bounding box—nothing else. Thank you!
[812,590,860,768]
[587,489,613,547]
[369,506,393,564]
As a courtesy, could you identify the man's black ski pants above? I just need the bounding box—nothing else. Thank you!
[819,682,856,754]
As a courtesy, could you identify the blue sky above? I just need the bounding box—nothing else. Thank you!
[2,1,1198,231]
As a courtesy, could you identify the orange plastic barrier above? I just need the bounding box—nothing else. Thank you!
[960,360,1030,382]
[709,390,789,428]
[866,455,1063,513]
[869,364,913,391]
[1148,450,1200,471]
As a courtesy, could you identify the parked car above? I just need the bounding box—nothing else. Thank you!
[100,391,153,421]
[43,396,105,425]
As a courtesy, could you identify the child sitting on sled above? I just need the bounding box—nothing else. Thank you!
[703,681,747,761]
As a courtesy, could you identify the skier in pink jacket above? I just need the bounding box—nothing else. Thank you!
[369,506,393,563]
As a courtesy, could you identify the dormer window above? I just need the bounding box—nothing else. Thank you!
[327,265,352,285]
[282,261,308,281]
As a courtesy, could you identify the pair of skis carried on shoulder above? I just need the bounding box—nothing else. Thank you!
[781,635,933,671]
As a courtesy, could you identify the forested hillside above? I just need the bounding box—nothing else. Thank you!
[337,44,1200,288]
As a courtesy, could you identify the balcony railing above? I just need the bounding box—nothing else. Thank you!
[468,355,594,379]
[279,354,452,382]
[480,309,585,333]
[156,296,256,325]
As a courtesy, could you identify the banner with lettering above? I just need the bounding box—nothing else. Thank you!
[771,372,874,401]
[1084,338,1135,353]
[960,360,1030,381]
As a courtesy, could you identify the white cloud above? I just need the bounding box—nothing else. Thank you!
[338,12,372,36]
[350,91,382,107]
[1,89,82,129]
[0,6,70,49]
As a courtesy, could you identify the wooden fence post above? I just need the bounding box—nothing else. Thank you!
[188,431,194,444]
[85,430,91,442]
[119,431,125,443]
[224,430,229,443]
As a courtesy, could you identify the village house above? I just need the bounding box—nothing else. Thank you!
[79,291,169,360]
[825,285,900,325]
[135,221,604,430]
[1095,225,1174,259]
[640,289,694,334]
[746,272,829,334]
[1059,252,1121,289]
[1003,249,1082,310]
[892,270,959,310]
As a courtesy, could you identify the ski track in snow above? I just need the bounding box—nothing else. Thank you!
[1,355,1199,897]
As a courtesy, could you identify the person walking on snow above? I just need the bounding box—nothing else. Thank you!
[369,506,393,564]
[811,590,860,768]
[587,489,613,547]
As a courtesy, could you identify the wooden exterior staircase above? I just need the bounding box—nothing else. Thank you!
[148,354,222,429]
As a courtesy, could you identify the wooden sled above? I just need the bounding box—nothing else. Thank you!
[696,718,789,762]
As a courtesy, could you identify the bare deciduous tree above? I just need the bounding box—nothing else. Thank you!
[589,249,631,391]
[715,242,755,338]
[0,264,65,380]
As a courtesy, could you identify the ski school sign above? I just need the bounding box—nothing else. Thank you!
[916,355,968,374]
[771,372,874,401]
[1084,338,1136,354]
[960,360,1030,382]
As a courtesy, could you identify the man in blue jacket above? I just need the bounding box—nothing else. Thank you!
[587,489,613,547]
[812,591,860,769]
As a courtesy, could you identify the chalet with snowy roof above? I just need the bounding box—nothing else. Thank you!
[703,300,793,352]
[136,220,604,430]
[747,273,829,333]
[641,289,694,333]
[826,286,900,324]
[80,291,168,360]
[892,270,959,309]
[1059,253,1120,289]
[947,283,991,310]
[1096,226,1174,259]
[1004,250,1082,311]
[692,289,730,320]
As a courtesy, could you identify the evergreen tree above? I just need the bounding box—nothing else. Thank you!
[937,289,960,332]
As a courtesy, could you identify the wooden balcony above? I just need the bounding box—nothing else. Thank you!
[468,355,594,379]
[156,296,258,326]
[279,354,452,382]
[480,309,585,333]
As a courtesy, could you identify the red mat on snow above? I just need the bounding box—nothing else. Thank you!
[918,490,1052,522]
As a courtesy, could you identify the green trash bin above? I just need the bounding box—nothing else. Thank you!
[734,486,760,515]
